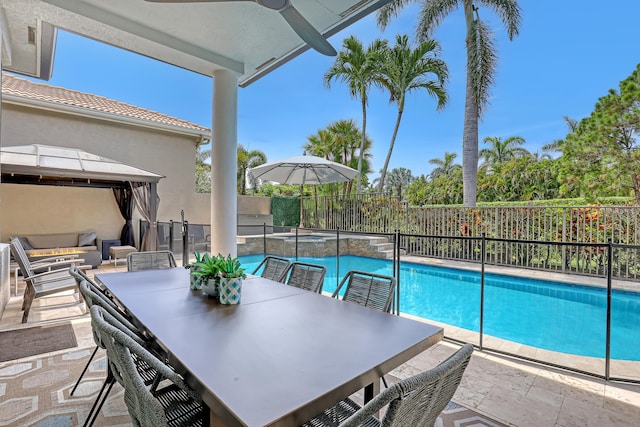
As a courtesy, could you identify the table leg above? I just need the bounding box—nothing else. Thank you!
[364,379,380,404]
[210,410,229,426]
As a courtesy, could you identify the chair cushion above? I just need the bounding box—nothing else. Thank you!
[27,233,78,249]
[78,231,97,247]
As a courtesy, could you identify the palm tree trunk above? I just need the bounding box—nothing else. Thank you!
[378,103,404,193]
[356,97,367,194]
[462,1,479,207]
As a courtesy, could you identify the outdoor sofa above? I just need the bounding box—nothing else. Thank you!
[11,231,102,268]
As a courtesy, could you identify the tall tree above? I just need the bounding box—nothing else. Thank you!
[378,167,415,195]
[429,151,461,179]
[304,119,372,195]
[479,135,529,170]
[325,36,387,193]
[559,64,640,203]
[237,145,267,195]
[377,0,522,206]
[376,34,449,192]
[195,147,211,193]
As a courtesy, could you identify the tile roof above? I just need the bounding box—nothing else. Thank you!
[2,73,210,134]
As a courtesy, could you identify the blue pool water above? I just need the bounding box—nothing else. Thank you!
[240,254,640,361]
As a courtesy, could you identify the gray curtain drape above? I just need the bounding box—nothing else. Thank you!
[112,186,135,247]
[131,182,159,251]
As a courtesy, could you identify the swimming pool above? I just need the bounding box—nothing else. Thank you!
[240,254,640,361]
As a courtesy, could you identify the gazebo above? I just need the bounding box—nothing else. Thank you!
[0,144,164,249]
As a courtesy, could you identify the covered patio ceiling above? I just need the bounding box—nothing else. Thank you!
[0,0,391,86]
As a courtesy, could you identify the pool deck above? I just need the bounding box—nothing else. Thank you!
[2,260,640,426]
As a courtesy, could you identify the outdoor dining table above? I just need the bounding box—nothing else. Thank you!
[96,267,444,427]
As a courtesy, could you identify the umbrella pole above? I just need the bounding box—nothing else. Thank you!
[299,183,304,228]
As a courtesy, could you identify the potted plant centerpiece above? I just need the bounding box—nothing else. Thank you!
[186,251,206,290]
[218,254,246,305]
[192,253,223,298]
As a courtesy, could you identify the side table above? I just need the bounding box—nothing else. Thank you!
[109,245,137,267]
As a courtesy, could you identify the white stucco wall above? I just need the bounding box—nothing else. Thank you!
[0,103,209,243]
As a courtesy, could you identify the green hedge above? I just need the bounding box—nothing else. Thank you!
[271,196,300,226]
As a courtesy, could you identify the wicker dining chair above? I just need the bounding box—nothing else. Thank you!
[251,255,291,282]
[332,270,396,313]
[282,261,326,293]
[72,272,163,427]
[91,305,208,427]
[302,344,474,427]
[68,266,133,396]
[127,250,177,272]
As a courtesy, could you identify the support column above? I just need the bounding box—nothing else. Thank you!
[210,69,238,257]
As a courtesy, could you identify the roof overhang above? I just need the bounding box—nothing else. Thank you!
[0,144,163,188]
[0,0,391,87]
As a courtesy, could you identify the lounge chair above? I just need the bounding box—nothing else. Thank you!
[10,237,86,323]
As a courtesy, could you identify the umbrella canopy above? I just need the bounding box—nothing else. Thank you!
[249,155,358,185]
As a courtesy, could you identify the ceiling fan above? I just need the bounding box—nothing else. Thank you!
[145,0,337,56]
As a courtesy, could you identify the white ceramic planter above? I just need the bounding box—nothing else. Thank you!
[201,277,219,298]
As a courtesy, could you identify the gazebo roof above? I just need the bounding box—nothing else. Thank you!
[0,144,163,187]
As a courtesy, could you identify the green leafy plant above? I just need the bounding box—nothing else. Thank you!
[218,254,247,279]
[185,251,204,270]
[192,253,223,280]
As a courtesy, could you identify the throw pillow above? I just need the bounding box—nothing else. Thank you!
[78,231,97,247]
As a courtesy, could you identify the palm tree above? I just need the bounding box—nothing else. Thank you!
[325,36,387,193]
[237,145,267,195]
[304,129,336,161]
[479,135,529,170]
[377,0,522,206]
[305,119,372,195]
[542,116,579,153]
[429,151,461,179]
[376,34,449,192]
[376,167,415,195]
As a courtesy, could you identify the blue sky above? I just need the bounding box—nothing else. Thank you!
[23,1,640,179]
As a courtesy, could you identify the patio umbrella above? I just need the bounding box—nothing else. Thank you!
[249,154,358,225]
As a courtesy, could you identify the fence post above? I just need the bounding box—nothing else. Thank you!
[182,220,189,267]
[480,233,486,350]
[562,207,567,272]
[169,220,174,253]
[395,230,401,315]
[336,227,340,290]
[263,223,266,257]
[605,239,613,381]
[295,226,299,261]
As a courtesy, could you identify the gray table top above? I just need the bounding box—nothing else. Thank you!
[96,268,443,427]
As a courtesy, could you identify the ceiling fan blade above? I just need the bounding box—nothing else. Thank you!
[278,4,336,56]
[145,0,252,3]
[145,0,336,56]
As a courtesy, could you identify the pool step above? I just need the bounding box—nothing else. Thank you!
[371,242,395,259]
